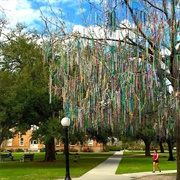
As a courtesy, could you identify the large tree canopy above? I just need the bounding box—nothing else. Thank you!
[0,0,179,176]
[0,24,64,161]
[0,70,17,145]
[44,0,179,177]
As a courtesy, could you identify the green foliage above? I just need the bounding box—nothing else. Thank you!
[32,117,63,145]
[14,148,24,152]
[87,124,113,149]
[136,123,156,143]
[106,145,121,151]
[40,148,46,152]
[0,24,41,71]
[0,25,49,132]
[69,126,86,145]
[0,70,17,144]
[0,25,64,156]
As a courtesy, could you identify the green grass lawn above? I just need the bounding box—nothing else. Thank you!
[0,151,177,179]
[0,152,114,180]
[116,150,177,174]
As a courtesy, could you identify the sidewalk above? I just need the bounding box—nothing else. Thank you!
[60,151,177,180]
[73,151,123,180]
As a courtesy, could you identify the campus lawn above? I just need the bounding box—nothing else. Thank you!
[0,152,114,180]
[116,150,177,174]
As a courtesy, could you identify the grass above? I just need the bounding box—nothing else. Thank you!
[0,152,114,180]
[0,151,177,179]
[116,150,177,174]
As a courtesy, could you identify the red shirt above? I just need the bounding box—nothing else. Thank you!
[153,153,158,161]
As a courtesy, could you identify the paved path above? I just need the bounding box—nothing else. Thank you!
[73,151,123,180]
[59,151,177,180]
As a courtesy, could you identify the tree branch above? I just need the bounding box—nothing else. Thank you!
[162,0,169,20]
[144,0,166,15]
[124,0,154,49]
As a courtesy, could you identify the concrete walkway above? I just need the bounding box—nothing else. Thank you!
[73,151,123,180]
[60,151,177,180]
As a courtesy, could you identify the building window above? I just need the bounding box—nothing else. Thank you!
[20,138,24,146]
[7,139,12,146]
[31,139,37,145]
[88,139,93,146]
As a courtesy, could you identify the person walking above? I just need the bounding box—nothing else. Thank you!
[152,149,161,173]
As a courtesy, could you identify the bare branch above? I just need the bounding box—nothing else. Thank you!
[162,0,169,20]
[144,0,166,14]
[124,0,154,49]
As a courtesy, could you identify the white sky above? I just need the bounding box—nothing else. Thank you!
[0,0,41,29]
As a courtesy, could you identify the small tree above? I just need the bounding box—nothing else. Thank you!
[69,127,86,146]
[136,125,156,156]
[87,124,113,151]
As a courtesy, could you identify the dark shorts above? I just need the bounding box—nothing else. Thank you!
[153,160,159,163]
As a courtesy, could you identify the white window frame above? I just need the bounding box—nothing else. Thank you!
[7,139,12,146]
[19,137,24,146]
[88,139,93,146]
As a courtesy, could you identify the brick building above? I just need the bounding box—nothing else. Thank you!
[1,126,103,152]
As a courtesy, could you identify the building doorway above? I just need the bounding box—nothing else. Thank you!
[30,139,38,151]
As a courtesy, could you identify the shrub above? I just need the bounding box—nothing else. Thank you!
[102,148,109,152]
[40,148,46,152]
[81,147,93,152]
[15,148,24,152]
[69,148,78,152]
[0,147,5,152]
[106,145,120,151]
[7,149,14,152]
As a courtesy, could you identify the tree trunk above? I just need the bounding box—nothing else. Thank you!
[167,138,175,161]
[44,137,56,162]
[143,140,151,156]
[103,143,106,151]
[159,140,164,153]
[176,126,180,180]
[175,89,180,180]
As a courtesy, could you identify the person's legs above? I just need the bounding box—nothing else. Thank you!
[156,162,161,172]
[152,162,156,172]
